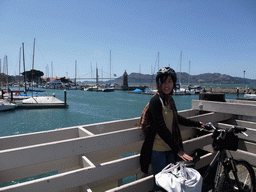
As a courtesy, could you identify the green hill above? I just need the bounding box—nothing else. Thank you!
[109,72,256,85]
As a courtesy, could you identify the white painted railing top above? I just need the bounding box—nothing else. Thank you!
[192,99,256,117]
[0,99,255,192]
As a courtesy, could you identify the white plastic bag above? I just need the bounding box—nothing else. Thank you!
[155,162,203,192]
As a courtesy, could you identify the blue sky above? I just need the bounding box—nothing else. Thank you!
[1,0,255,80]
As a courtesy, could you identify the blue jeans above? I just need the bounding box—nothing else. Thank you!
[151,150,176,191]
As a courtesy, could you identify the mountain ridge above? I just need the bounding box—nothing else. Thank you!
[110,72,256,85]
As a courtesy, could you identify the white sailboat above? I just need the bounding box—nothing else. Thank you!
[145,52,159,94]
[174,84,186,95]
[84,51,115,92]
[102,50,115,92]
[244,93,256,99]
[174,51,186,95]
[174,53,195,95]
[5,41,40,103]
[18,39,68,108]
[185,60,195,95]
[0,99,16,111]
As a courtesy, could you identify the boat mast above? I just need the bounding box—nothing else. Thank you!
[75,60,77,89]
[32,38,36,95]
[22,43,27,92]
[110,50,111,81]
[179,51,182,85]
[51,62,53,79]
[3,58,5,89]
[5,55,8,90]
[158,52,159,71]
[96,63,98,86]
[188,60,191,86]
[90,62,92,83]
[151,65,153,89]
[19,47,21,91]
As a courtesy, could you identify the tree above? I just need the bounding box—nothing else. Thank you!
[60,77,71,83]
[21,69,44,83]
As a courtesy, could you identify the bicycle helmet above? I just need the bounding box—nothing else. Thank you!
[156,67,177,85]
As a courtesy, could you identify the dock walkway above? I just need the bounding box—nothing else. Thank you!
[0,98,255,191]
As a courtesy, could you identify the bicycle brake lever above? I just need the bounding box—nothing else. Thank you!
[217,131,223,140]
[203,122,215,131]
[241,132,248,137]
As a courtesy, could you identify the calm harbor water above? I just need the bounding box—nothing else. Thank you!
[0,89,238,137]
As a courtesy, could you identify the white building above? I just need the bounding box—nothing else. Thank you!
[46,79,63,89]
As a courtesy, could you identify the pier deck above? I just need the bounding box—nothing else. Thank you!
[0,98,255,191]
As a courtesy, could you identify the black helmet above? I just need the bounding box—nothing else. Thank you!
[156,67,177,84]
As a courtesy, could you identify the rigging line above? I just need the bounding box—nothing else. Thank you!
[153,53,158,74]
[78,72,92,78]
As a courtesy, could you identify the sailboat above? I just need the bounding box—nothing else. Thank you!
[102,50,115,92]
[0,57,17,111]
[14,39,68,108]
[145,52,159,94]
[174,51,186,95]
[185,60,195,95]
[4,42,39,103]
[0,99,16,111]
[84,51,115,92]
[244,93,256,99]
[174,52,195,95]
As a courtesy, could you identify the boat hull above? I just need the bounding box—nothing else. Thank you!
[102,88,114,92]
[0,100,16,111]
[17,96,68,109]
[244,94,256,99]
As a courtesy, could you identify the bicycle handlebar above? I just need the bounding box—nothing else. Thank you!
[202,122,247,134]
[233,126,247,133]
[186,123,249,168]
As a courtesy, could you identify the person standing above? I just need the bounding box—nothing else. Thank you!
[140,67,203,191]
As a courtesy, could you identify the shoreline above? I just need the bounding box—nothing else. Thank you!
[2,84,255,95]
[203,87,254,94]
[146,85,255,94]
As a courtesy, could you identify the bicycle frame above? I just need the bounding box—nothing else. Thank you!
[221,155,245,191]
[202,149,247,191]
[201,150,227,190]
[196,123,255,192]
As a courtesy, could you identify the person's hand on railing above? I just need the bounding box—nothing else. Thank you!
[199,121,204,128]
[178,150,193,162]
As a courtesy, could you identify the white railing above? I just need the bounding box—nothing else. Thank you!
[0,99,255,191]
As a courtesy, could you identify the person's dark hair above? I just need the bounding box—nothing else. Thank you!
[156,67,177,105]
[156,67,177,91]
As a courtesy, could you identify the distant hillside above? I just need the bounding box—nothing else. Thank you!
[109,72,256,85]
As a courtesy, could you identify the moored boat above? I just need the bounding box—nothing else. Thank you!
[174,84,195,95]
[102,87,115,92]
[84,86,100,91]
[244,93,256,99]
[0,99,16,111]
[4,92,39,104]
[17,95,68,109]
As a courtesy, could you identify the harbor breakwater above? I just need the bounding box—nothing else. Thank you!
[203,87,255,94]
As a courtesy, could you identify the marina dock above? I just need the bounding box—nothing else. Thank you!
[0,95,255,191]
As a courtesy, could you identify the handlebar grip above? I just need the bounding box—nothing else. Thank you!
[203,123,214,130]
[234,126,247,133]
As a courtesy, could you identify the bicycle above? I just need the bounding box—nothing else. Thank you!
[186,122,255,192]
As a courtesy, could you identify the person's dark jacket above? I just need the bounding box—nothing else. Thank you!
[140,94,201,174]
